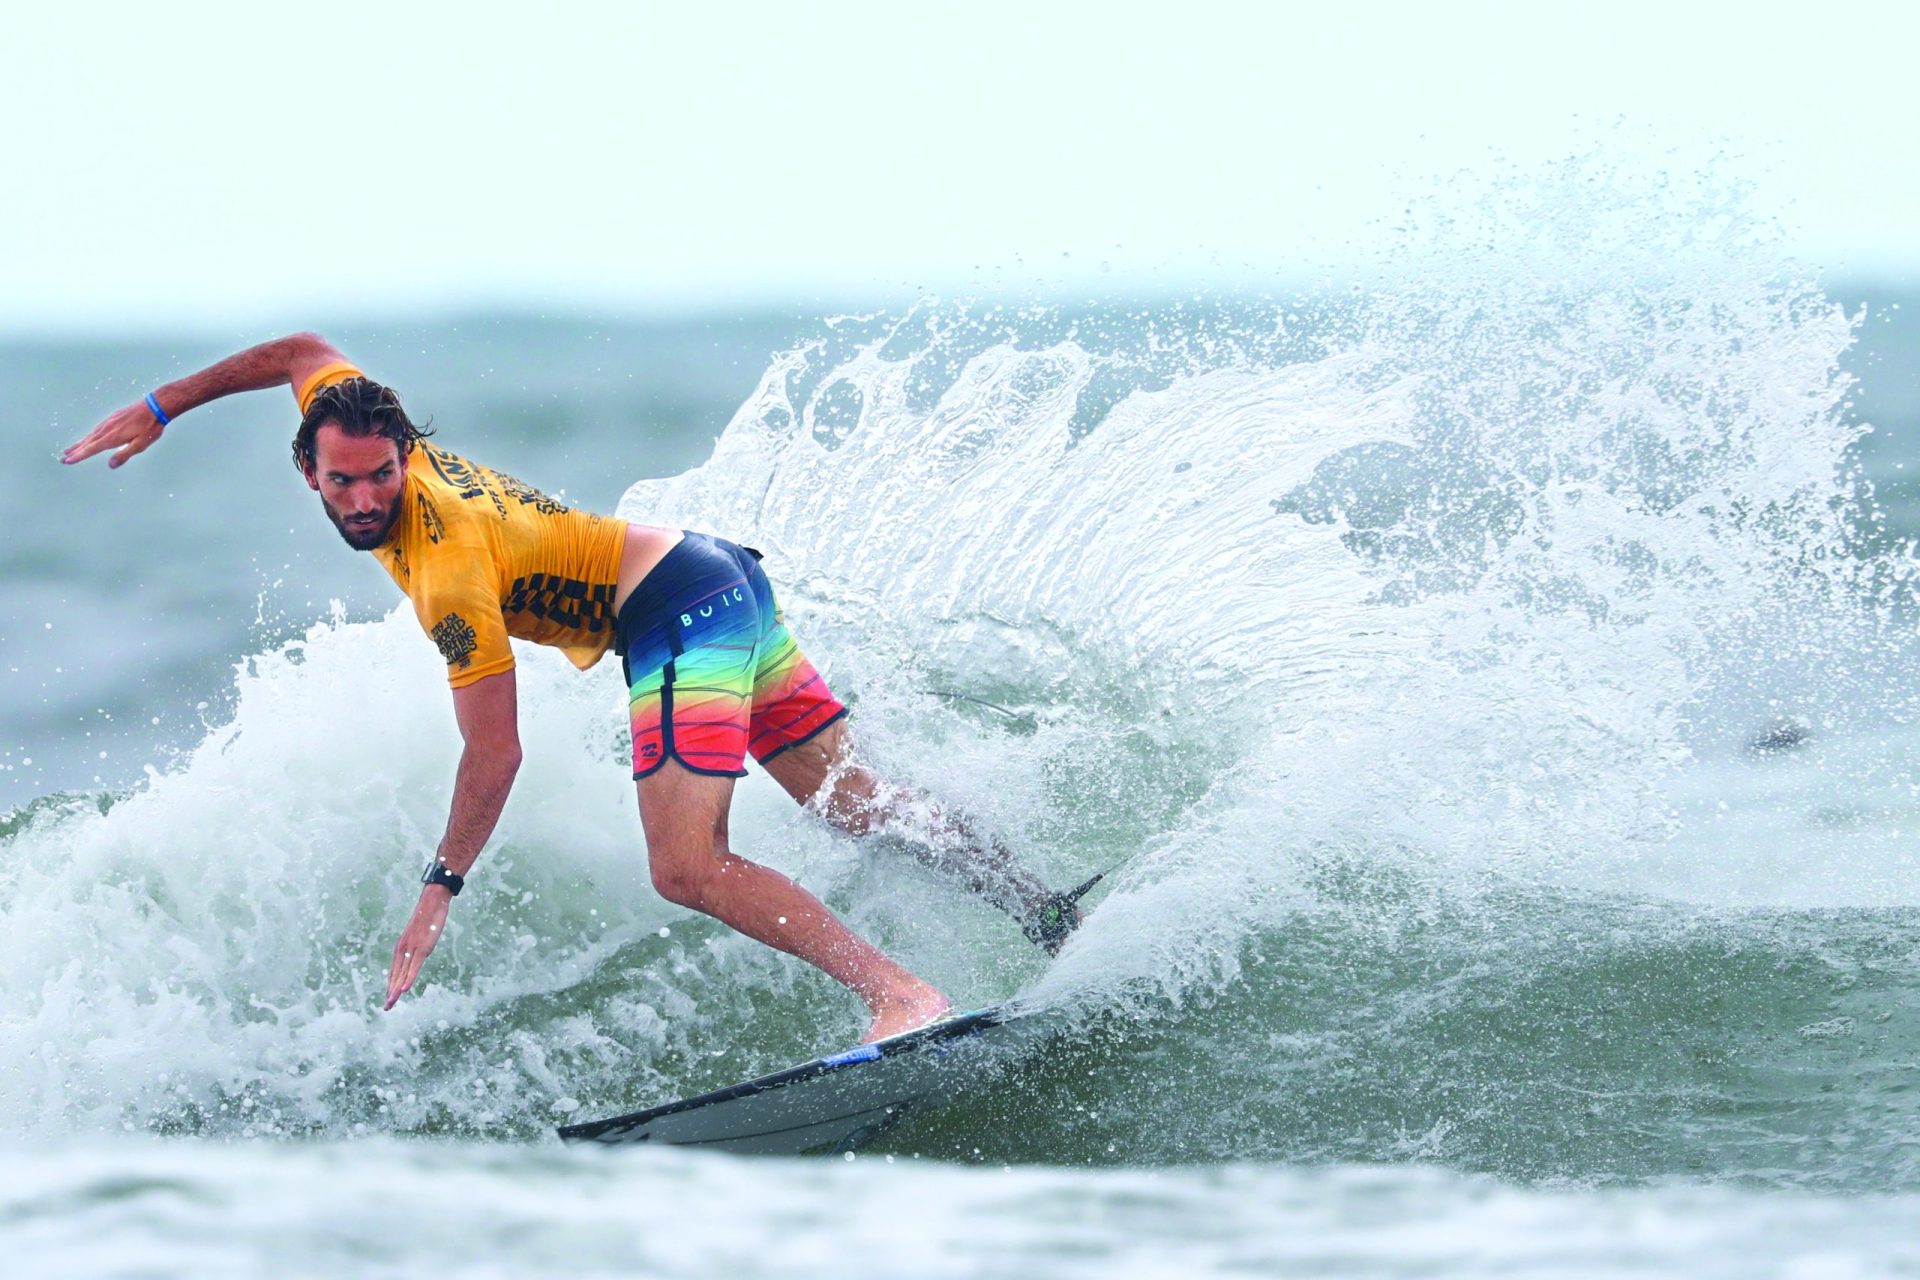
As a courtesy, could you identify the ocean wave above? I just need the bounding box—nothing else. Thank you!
[4,162,1917,1189]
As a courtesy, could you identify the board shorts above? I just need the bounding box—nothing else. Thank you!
[614,532,848,779]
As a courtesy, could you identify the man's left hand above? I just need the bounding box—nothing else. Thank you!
[385,886,453,1010]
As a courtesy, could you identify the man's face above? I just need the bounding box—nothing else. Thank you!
[306,425,407,550]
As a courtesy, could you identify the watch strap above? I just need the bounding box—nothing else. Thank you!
[421,859,465,895]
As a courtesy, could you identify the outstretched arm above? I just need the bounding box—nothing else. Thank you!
[384,668,523,1010]
[61,332,351,469]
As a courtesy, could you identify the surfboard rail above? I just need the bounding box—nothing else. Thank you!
[557,1005,1023,1153]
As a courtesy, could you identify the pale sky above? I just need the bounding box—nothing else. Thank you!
[5,1,1916,333]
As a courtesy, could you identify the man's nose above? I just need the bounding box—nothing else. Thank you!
[348,486,381,514]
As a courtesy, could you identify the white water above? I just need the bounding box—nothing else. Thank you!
[4,212,1905,1135]
[5,163,1918,1271]
[11,1142,1920,1280]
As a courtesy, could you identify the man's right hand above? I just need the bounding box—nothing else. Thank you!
[62,400,166,468]
[60,332,354,471]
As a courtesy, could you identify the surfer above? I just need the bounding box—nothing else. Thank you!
[61,333,1080,1041]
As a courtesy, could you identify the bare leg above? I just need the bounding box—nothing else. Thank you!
[762,720,1063,925]
[637,759,950,1041]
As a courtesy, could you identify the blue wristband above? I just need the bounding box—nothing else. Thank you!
[144,392,172,426]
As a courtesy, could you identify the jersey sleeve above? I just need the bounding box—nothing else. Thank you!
[407,557,515,688]
[294,362,365,413]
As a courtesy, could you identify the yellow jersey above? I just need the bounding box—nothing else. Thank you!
[299,365,627,687]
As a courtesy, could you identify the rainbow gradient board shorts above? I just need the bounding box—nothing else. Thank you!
[615,532,847,779]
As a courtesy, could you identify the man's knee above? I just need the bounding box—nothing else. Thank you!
[822,769,891,838]
[648,845,713,910]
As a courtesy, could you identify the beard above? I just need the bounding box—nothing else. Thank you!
[322,494,403,550]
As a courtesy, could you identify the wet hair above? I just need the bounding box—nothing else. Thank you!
[291,376,433,474]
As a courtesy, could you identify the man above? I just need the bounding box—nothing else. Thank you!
[62,332,1079,1042]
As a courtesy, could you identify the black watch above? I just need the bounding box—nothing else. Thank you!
[421,859,465,896]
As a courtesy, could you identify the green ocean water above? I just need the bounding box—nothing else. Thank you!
[6,232,1920,1274]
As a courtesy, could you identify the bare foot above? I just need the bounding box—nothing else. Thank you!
[864,981,953,1042]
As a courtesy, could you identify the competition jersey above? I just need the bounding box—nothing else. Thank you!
[299,364,627,687]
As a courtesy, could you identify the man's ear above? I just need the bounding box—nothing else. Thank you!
[301,463,320,492]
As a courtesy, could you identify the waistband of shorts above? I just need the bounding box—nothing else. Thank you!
[614,531,756,652]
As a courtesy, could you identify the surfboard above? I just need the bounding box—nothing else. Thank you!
[556,1003,1038,1156]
